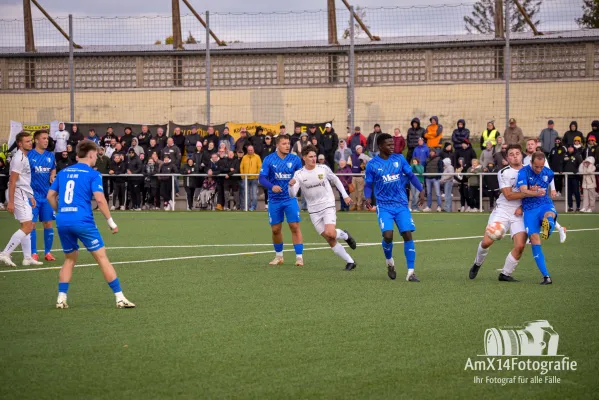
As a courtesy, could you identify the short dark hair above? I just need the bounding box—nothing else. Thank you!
[76,140,99,159]
[301,144,318,157]
[532,151,546,163]
[276,134,290,144]
[376,133,393,147]
[280,125,285,129]
[506,144,522,153]
[89,128,95,133]
[33,129,48,140]
[16,131,30,144]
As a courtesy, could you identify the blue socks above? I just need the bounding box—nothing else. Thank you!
[404,240,416,270]
[382,239,393,260]
[58,282,69,294]
[108,278,122,294]
[532,245,550,277]
[547,216,556,236]
[293,244,303,256]
[44,228,54,255]
[274,243,284,255]
[30,229,37,255]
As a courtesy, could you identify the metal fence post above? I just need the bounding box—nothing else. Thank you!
[68,14,74,122]
[563,173,568,213]
[171,175,175,211]
[205,10,211,125]
[244,176,248,211]
[347,6,355,132]
[479,172,483,212]
[504,0,511,128]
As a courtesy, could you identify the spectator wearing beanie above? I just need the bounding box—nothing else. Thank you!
[539,120,558,156]
[583,135,599,191]
[586,120,599,144]
[424,116,443,150]
[503,118,523,145]
[451,119,470,148]
[455,139,477,170]
[392,128,406,154]
[563,145,583,211]
[579,156,596,212]
[548,137,567,195]
[349,126,367,153]
[407,118,425,161]
[563,121,584,148]
[440,142,455,166]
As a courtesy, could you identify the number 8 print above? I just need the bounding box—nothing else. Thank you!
[64,180,75,204]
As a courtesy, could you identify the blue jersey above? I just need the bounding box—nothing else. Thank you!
[50,163,103,227]
[28,149,56,200]
[365,154,412,209]
[516,165,554,212]
[259,152,303,203]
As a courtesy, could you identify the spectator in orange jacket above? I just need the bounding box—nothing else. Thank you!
[424,116,443,150]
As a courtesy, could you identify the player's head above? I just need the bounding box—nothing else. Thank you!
[33,129,49,150]
[302,145,318,167]
[276,134,291,155]
[506,144,523,167]
[526,138,537,154]
[531,151,546,174]
[16,131,33,151]
[76,140,99,166]
[376,133,394,156]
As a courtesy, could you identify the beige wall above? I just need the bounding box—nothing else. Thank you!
[2,80,598,141]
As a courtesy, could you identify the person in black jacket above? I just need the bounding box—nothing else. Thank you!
[126,149,144,210]
[290,126,302,149]
[184,126,201,159]
[109,153,127,210]
[407,118,426,162]
[320,124,339,169]
[146,137,163,161]
[454,139,477,170]
[249,127,266,156]
[222,150,241,210]
[205,126,219,149]
[137,126,151,152]
[172,127,186,159]
[563,145,583,211]
[144,156,160,209]
[155,127,168,148]
[159,154,177,210]
[181,158,198,210]
[67,124,84,148]
[548,137,567,194]
[56,151,74,172]
[120,126,136,151]
[0,158,8,208]
[562,121,584,148]
[483,162,500,209]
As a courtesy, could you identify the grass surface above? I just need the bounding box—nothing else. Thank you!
[0,211,598,399]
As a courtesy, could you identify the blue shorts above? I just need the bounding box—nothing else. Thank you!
[268,198,301,226]
[524,204,558,236]
[57,225,105,254]
[31,198,55,223]
[376,206,416,234]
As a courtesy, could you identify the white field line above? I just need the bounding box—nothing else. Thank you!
[3,228,598,274]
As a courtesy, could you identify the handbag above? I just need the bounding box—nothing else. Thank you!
[348,183,355,193]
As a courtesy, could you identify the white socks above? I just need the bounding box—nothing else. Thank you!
[332,243,354,263]
[501,252,519,276]
[21,234,32,259]
[114,291,125,301]
[335,229,348,240]
[3,229,26,255]
[555,222,562,230]
[474,242,489,266]
[275,251,283,257]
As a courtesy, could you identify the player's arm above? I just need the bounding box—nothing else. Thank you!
[363,164,374,208]
[50,168,56,184]
[288,171,301,198]
[6,170,19,213]
[258,160,280,192]
[92,174,118,233]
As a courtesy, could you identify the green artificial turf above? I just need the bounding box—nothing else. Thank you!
[0,211,598,399]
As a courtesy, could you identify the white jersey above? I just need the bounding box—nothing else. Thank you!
[495,166,521,214]
[289,164,349,213]
[10,150,33,197]
[52,129,70,153]
[523,154,556,191]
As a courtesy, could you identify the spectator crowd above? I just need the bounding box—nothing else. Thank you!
[1,118,598,213]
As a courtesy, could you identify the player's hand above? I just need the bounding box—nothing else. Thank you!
[514,207,523,217]
[551,190,557,199]
[7,202,14,214]
[30,197,36,209]
[536,189,546,197]
[272,185,282,193]
[364,198,372,210]
[109,170,114,175]
[289,179,296,186]
[417,191,426,207]
[111,226,119,234]
[127,170,132,174]
[343,197,351,206]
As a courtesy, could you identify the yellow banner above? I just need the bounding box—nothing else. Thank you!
[23,124,50,136]
[227,122,282,139]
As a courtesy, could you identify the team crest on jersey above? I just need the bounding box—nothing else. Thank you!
[393,162,399,168]
[318,174,324,180]
[287,162,292,168]
[543,176,548,182]
[47,157,51,163]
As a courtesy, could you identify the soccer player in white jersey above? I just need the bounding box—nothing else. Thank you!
[469,144,545,281]
[523,138,567,243]
[288,145,358,270]
[0,132,44,267]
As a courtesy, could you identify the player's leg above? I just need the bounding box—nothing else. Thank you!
[498,231,526,282]
[377,207,397,279]
[1,198,39,266]
[39,200,56,260]
[316,210,356,270]
[89,248,135,308]
[268,201,285,265]
[541,206,558,240]
[469,210,503,279]
[284,199,304,266]
[396,208,419,282]
[30,202,39,259]
[56,250,78,309]
[525,210,552,284]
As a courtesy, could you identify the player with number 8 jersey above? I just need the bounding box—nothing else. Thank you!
[48,140,135,308]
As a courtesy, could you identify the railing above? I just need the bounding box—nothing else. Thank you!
[1,172,598,213]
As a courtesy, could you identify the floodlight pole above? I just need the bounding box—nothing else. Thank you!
[504,0,511,129]
[347,6,355,133]
[206,10,211,125]
[68,15,75,122]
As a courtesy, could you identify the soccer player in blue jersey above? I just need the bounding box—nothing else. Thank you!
[517,151,556,285]
[364,133,425,281]
[47,140,135,308]
[28,130,57,262]
[258,134,305,266]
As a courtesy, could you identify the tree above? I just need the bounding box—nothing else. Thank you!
[154,36,175,45]
[464,0,542,34]
[185,31,198,44]
[577,0,599,29]
[343,6,369,39]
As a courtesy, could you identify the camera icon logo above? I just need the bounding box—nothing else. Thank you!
[484,320,559,356]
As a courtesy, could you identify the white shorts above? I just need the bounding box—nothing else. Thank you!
[13,188,33,223]
[309,207,337,235]
[488,207,525,238]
